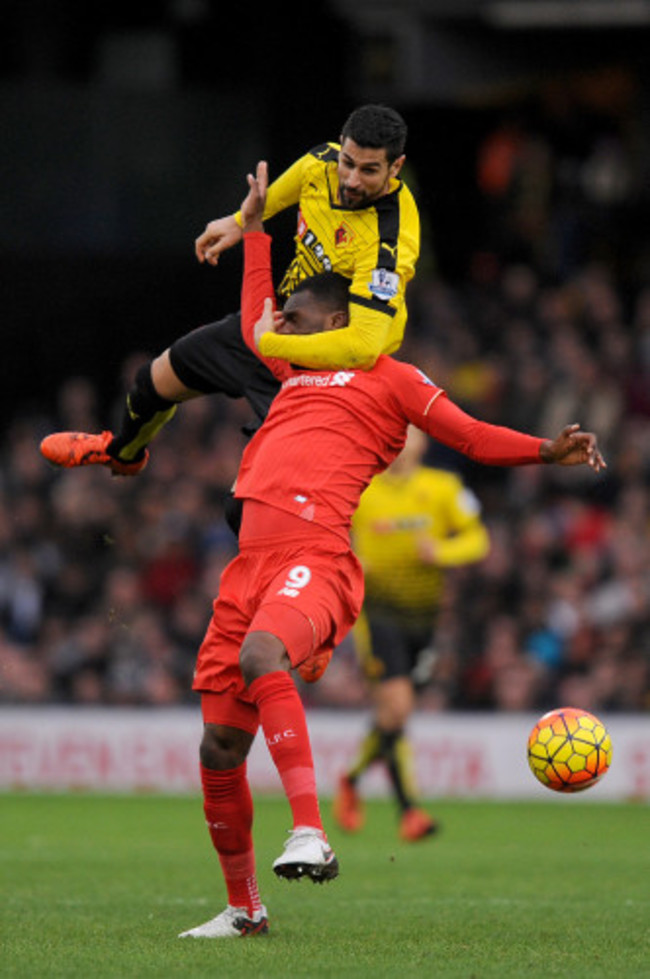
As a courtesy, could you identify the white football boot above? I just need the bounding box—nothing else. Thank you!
[178,904,268,938]
[272,827,339,882]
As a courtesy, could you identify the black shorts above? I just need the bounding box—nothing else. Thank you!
[362,609,434,683]
[169,311,281,423]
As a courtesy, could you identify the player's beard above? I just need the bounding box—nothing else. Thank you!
[339,185,373,209]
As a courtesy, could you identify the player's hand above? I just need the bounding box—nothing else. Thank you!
[240,161,268,232]
[194,214,242,265]
[416,537,439,565]
[254,297,285,348]
[540,424,606,471]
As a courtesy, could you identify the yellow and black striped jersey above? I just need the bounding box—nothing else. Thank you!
[234,142,420,370]
[352,467,490,620]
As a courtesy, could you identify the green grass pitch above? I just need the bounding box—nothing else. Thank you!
[3,793,649,978]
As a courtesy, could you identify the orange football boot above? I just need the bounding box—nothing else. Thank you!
[399,807,438,842]
[40,431,148,477]
[332,775,365,832]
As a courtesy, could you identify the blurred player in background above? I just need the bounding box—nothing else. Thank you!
[40,104,420,525]
[333,425,490,841]
[177,164,605,939]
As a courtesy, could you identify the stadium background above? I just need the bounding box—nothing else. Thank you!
[2,1,650,796]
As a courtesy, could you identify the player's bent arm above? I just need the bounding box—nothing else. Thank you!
[240,222,395,376]
[259,210,414,369]
[240,232,290,380]
[429,521,490,567]
[258,303,393,369]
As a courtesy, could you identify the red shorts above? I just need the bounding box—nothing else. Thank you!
[194,531,364,732]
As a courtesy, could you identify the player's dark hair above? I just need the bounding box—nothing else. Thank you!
[341,104,407,163]
[292,272,350,312]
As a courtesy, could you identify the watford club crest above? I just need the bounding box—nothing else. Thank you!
[334,222,354,247]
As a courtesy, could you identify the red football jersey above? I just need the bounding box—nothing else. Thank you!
[237,232,544,542]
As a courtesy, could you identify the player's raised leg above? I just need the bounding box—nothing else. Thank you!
[40,359,181,476]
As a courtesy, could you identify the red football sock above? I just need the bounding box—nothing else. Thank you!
[200,763,263,916]
[248,671,324,833]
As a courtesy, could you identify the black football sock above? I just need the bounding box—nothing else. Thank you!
[108,364,177,462]
[346,726,382,783]
[379,729,417,813]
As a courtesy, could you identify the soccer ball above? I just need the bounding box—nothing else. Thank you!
[527,707,612,793]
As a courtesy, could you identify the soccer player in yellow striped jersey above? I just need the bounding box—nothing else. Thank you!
[333,426,490,842]
[232,138,419,369]
[41,106,420,523]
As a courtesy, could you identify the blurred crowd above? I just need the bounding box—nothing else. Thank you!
[3,251,650,715]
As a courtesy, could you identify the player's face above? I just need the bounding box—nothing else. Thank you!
[279,292,346,336]
[337,138,405,209]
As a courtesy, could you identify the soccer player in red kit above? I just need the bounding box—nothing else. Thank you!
[178,164,606,939]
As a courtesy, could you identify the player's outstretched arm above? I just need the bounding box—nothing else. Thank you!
[539,424,606,471]
[421,390,606,471]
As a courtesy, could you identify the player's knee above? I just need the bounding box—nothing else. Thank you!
[240,632,290,687]
[151,349,193,402]
[128,362,177,413]
[376,678,413,729]
[200,724,250,770]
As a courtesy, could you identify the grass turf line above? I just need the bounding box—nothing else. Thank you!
[3,794,649,978]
